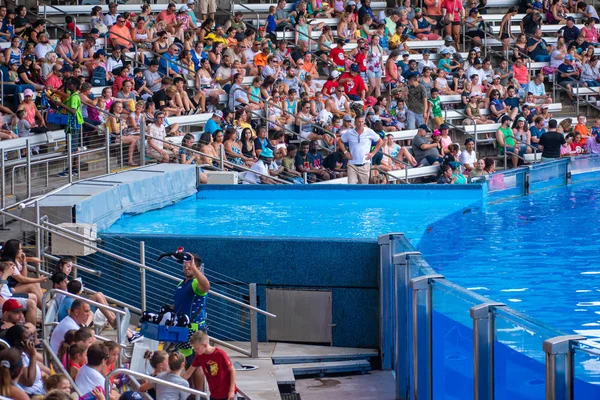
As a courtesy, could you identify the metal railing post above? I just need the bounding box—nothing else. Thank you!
[377,233,405,371]
[249,283,258,358]
[25,140,31,199]
[105,127,111,175]
[1,148,5,230]
[219,144,225,170]
[67,134,73,184]
[140,241,146,311]
[392,251,422,399]
[576,82,580,115]
[119,120,124,169]
[35,200,41,276]
[410,274,444,400]
[470,302,505,400]
[73,17,77,39]
[116,312,122,367]
[140,115,146,167]
[543,335,585,400]
[303,172,307,183]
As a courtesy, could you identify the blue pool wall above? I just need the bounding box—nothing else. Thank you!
[91,234,381,348]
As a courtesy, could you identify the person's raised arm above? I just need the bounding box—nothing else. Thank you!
[228,363,237,400]
[188,253,210,293]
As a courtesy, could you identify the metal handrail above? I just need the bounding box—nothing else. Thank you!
[150,136,290,185]
[4,210,276,318]
[42,340,83,397]
[106,369,209,399]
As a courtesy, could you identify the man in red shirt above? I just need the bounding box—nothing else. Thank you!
[330,38,346,68]
[339,63,367,101]
[354,43,368,81]
[184,331,237,400]
[322,70,340,97]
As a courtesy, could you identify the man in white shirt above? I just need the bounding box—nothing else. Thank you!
[76,343,113,396]
[437,36,457,56]
[338,116,384,184]
[418,50,436,73]
[466,58,485,83]
[50,299,91,353]
[33,33,54,60]
[244,148,279,184]
[458,138,477,174]
[146,111,177,163]
[103,3,120,27]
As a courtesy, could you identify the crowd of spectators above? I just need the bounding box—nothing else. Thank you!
[0,237,242,400]
[0,0,598,184]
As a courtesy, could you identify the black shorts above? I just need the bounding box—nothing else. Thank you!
[466,30,485,39]
[500,33,510,40]
[315,50,328,57]
[451,21,461,26]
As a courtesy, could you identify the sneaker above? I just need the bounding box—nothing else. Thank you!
[57,170,69,177]
[128,331,144,344]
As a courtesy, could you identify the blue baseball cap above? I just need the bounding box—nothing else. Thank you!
[418,124,431,133]
[565,54,574,61]
[350,63,359,72]
[119,392,143,400]
[261,148,274,158]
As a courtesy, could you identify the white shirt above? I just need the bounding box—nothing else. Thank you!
[586,5,599,20]
[50,315,80,353]
[21,352,45,395]
[437,44,457,55]
[341,127,381,165]
[106,57,123,74]
[103,12,119,27]
[34,43,54,60]
[458,149,477,171]
[465,66,485,83]
[244,159,269,184]
[418,59,436,73]
[75,365,105,395]
[148,123,166,152]
[318,108,333,125]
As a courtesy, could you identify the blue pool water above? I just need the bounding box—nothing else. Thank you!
[105,181,600,381]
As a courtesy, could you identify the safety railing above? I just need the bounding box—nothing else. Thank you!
[500,134,540,170]
[41,339,83,397]
[149,135,292,184]
[106,369,208,400]
[1,206,276,358]
[41,289,127,354]
[378,232,599,400]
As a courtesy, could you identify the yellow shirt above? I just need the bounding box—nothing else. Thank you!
[205,33,228,47]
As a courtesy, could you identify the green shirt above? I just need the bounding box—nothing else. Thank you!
[429,96,442,118]
[64,92,84,125]
[498,126,516,147]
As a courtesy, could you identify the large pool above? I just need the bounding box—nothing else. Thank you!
[106,181,600,377]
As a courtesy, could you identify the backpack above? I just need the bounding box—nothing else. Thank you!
[91,66,106,87]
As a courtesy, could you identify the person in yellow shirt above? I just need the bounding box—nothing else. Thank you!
[204,25,228,47]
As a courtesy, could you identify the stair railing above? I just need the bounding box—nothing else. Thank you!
[106,369,209,400]
[0,208,275,358]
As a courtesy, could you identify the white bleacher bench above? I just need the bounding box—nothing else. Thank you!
[572,87,600,97]
[0,130,65,153]
[232,2,386,14]
[40,3,169,16]
[319,164,440,184]
[462,117,570,139]
[443,102,562,121]
[489,24,584,34]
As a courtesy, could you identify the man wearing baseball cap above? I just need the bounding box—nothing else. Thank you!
[558,16,580,45]
[330,38,346,69]
[244,147,279,184]
[412,124,443,166]
[338,115,384,184]
[496,115,520,168]
[204,110,223,135]
[0,299,32,336]
[339,63,367,101]
[557,54,581,105]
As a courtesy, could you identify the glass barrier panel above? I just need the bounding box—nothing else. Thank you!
[431,280,480,400]
[574,345,600,397]
[528,160,569,193]
[493,308,557,400]
[486,169,527,201]
[571,154,600,183]
[408,254,436,277]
